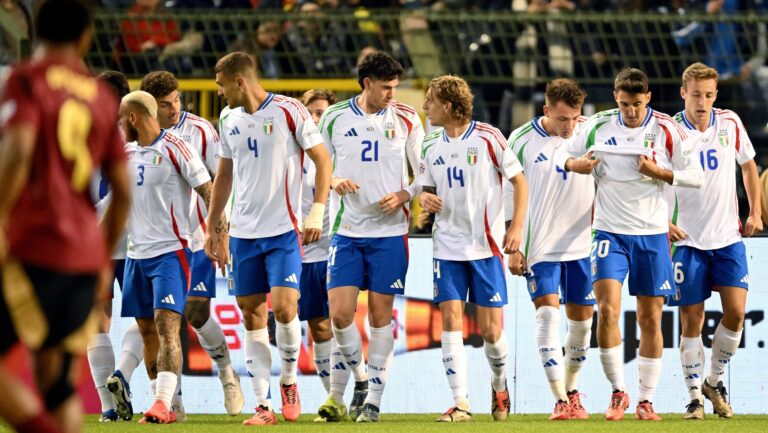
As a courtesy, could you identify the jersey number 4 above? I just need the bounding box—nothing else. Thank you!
[58,99,93,192]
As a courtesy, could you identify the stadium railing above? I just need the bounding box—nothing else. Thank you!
[0,10,30,64]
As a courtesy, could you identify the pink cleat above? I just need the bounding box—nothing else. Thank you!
[568,390,589,419]
[141,400,176,424]
[604,390,630,421]
[280,383,301,421]
[635,401,662,421]
[549,400,572,420]
[243,405,278,425]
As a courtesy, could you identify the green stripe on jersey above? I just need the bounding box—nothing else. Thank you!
[331,197,345,235]
[586,121,610,150]
[319,101,350,131]
[509,123,534,148]
[524,219,531,259]
[421,130,441,158]
[593,108,619,119]
[326,113,343,138]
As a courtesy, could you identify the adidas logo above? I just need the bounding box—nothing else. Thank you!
[229,126,241,136]
[282,358,297,363]
[332,362,346,370]
[390,279,404,289]
[284,273,298,283]
[192,283,207,292]
[543,358,558,368]
[604,137,617,146]
[685,374,700,380]
[433,156,446,166]
[585,291,596,301]
[369,377,383,385]
[161,294,176,305]
[658,280,672,292]
[446,368,456,376]
[741,274,749,284]
[534,152,548,163]
[492,362,505,368]
[344,128,359,137]
[318,370,330,377]
[489,292,502,303]
[570,356,587,362]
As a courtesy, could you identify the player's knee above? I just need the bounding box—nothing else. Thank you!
[637,313,662,334]
[597,304,620,325]
[722,307,745,330]
[680,310,705,335]
[184,300,211,329]
[308,318,332,342]
[42,354,75,411]
[481,327,502,344]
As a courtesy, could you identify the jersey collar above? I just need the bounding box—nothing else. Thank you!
[257,93,275,111]
[679,108,715,130]
[147,130,167,148]
[172,111,188,130]
[618,107,653,128]
[442,120,476,142]
[350,95,386,116]
[531,117,550,137]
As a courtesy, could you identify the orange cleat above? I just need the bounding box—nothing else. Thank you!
[243,405,278,425]
[568,390,589,419]
[491,381,510,421]
[549,400,572,420]
[604,390,630,421]
[635,400,662,421]
[280,383,301,421]
[142,400,176,424]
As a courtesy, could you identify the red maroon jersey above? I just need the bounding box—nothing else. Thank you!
[0,57,126,273]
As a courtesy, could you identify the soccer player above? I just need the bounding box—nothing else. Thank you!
[554,68,704,421]
[87,70,145,423]
[507,78,595,420]
[418,75,526,422]
[0,1,130,432]
[669,63,762,419]
[204,52,332,425]
[118,90,223,424]
[140,71,244,417]
[315,51,424,423]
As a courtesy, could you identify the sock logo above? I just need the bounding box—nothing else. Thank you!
[332,362,347,370]
[543,358,559,367]
[318,370,330,377]
[445,368,456,376]
[369,377,383,384]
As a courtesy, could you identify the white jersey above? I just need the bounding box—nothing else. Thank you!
[170,111,220,252]
[95,191,128,260]
[219,93,323,239]
[320,96,424,238]
[508,117,594,267]
[671,108,755,250]
[554,108,703,235]
[301,158,331,263]
[126,131,211,259]
[418,121,522,261]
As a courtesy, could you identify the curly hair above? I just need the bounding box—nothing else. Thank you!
[682,63,719,88]
[614,68,649,94]
[357,51,405,89]
[300,89,337,107]
[545,78,587,109]
[428,75,473,124]
[140,71,179,99]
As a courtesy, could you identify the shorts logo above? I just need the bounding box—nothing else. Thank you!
[718,129,729,147]
[741,274,749,284]
[390,279,404,289]
[284,273,298,284]
[591,261,597,276]
[161,294,176,305]
[467,147,478,165]
[433,281,438,298]
[489,292,502,303]
[326,269,331,284]
[528,279,537,294]
[192,283,207,292]
[584,291,596,301]
[658,280,672,292]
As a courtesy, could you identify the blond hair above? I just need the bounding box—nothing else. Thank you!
[300,89,337,107]
[682,62,719,88]
[428,75,473,123]
[121,90,158,119]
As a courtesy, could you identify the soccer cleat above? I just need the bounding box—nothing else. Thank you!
[491,381,510,421]
[142,400,177,424]
[683,399,705,420]
[549,400,572,420]
[242,405,278,425]
[702,379,733,418]
[280,382,301,421]
[349,380,368,421]
[221,368,245,416]
[99,409,119,422]
[317,395,347,422]
[604,390,629,421]
[172,392,186,422]
[355,403,380,422]
[635,400,662,421]
[567,390,589,419]
[106,370,133,421]
[436,405,472,422]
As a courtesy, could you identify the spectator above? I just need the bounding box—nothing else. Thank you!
[229,21,299,78]
[171,0,253,8]
[0,0,32,65]
[286,0,356,76]
[115,0,181,73]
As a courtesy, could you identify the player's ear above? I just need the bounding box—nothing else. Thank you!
[680,86,686,100]
[645,91,652,104]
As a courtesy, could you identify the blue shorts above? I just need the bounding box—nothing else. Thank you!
[525,258,596,305]
[668,242,749,307]
[591,230,674,297]
[121,249,191,318]
[110,258,126,298]
[299,261,329,321]
[327,234,409,295]
[433,256,507,307]
[230,231,302,297]
[189,249,216,298]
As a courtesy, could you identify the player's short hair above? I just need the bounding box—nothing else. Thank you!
[428,75,473,123]
[140,71,179,99]
[98,71,130,100]
[682,62,719,88]
[357,51,405,89]
[614,68,649,94]
[300,89,337,107]
[215,52,256,78]
[122,91,158,119]
[545,78,587,109]
[36,0,92,44]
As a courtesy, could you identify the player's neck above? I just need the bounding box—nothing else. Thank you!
[541,117,556,137]
[356,94,385,115]
[242,84,270,114]
[32,44,84,65]
[137,124,163,147]
[443,119,471,139]
[686,108,711,132]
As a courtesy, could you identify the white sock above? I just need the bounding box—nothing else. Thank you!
[599,345,625,392]
[564,317,592,392]
[329,338,352,402]
[637,356,662,403]
[313,339,332,393]
[441,331,469,407]
[483,331,509,392]
[244,328,272,407]
[150,379,157,395]
[87,333,115,412]
[117,321,143,383]
[172,373,183,412]
[155,371,177,410]
[275,315,301,385]
[536,307,566,401]
[364,325,394,408]
[680,336,705,401]
[194,316,233,380]
[708,323,742,385]
[352,356,368,383]
[331,322,364,401]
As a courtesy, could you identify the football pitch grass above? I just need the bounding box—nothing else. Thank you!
[21,413,766,432]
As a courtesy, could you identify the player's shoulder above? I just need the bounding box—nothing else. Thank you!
[324,99,353,118]
[421,128,442,158]
[389,100,418,119]
[714,107,743,124]
[508,119,538,145]
[591,108,620,120]
[650,109,677,125]
[271,93,306,113]
[182,111,215,130]
[472,120,506,145]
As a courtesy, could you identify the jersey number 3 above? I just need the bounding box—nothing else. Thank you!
[58,99,93,192]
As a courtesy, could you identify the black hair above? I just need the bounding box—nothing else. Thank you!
[98,70,130,99]
[36,0,92,44]
[356,51,405,89]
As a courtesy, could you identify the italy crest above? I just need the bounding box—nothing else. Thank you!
[467,147,478,165]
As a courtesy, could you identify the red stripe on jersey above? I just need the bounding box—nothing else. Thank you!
[482,137,500,169]
[288,99,308,120]
[196,200,207,233]
[659,124,674,159]
[166,148,182,175]
[193,124,208,162]
[175,249,192,292]
[165,133,193,160]
[483,208,503,261]
[396,113,413,135]
[280,106,297,139]
[170,204,189,250]
[476,123,506,150]
[725,118,741,152]
[284,171,303,256]
[392,101,416,115]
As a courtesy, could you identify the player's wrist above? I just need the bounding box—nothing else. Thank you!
[305,203,325,229]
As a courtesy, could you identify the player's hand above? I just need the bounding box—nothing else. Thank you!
[637,155,661,178]
[419,191,443,213]
[301,203,325,245]
[332,178,360,195]
[565,152,599,174]
[205,230,229,276]
[380,190,410,215]
[502,226,522,254]
[668,222,687,242]
[745,214,764,237]
[507,251,527,276]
